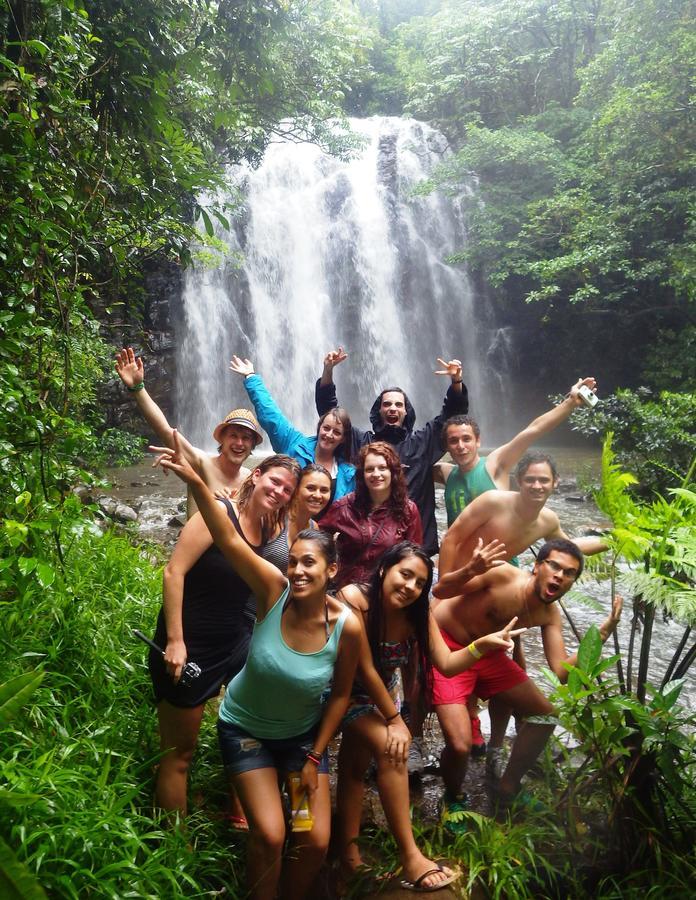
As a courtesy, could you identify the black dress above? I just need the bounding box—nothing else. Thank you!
[148,500,261,708]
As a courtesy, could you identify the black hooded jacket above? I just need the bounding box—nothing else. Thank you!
[315,380,469,555]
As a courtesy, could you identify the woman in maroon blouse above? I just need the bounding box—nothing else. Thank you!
[319,441,422,589]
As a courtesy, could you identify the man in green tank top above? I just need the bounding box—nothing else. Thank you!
[434,376,598,526]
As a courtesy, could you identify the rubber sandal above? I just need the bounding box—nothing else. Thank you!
[224,813,249,832]
[400,864,458,892]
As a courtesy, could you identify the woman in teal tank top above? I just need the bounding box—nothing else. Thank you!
[154,432,363,900]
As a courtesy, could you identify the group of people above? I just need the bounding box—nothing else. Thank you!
[116,346,622,898]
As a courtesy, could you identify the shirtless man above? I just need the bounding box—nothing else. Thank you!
[115,347,262,516]
[434,377,597,523]
[436,450,608,782]
[431,539,622,821]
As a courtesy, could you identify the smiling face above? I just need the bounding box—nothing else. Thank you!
[518,461,558,505]
[381,553,430,611]
[287,537,337,598]
[296,470,332,519]
[533,550,580,604]
[363,452,392,498]
[379,391,406,428]
[251,465,297,512]
[445,423,481,469]
[219,424,255,465]
[317,413,344,455]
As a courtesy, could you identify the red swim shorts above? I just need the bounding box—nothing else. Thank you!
[431,628,528,706]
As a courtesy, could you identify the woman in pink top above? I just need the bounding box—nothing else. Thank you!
[319,442,422,589]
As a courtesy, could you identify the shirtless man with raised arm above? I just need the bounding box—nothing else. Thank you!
[432,539,622,820]
[116,347,262,516]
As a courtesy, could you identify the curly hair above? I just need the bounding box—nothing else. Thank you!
[353,441,410,523]
[236,454,301,535]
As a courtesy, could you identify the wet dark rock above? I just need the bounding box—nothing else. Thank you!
[565,494,587,503]
[168,514,186,528]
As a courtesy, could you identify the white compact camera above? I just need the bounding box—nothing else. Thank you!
[577,385,599,408]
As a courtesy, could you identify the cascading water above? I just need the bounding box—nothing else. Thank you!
[175,117,509,449]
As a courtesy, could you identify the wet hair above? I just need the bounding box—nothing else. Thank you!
[236,454,301,534]
[379,387,406,403]
[290,528,338,567]
[364,542,434,691]
[537,539,584,579]
[354,441,409,522]
[316,408,352,460]
[515,451,559,482]
[441,414,481,448]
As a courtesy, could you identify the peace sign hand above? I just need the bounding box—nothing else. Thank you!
[434,357,462,382]
[474,617,527,656]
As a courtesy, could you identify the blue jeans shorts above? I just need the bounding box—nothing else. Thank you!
[217,718,329,777]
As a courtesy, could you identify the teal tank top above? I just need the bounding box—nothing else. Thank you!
[443,458,520,567]
[219,583,350,739]
[444,457,496,525]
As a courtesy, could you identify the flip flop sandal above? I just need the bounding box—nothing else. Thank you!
[224,813,249,832]
[400,865,458,892]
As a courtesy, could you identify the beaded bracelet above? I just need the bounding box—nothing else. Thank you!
[467,641,483,660]
[385,711,401,723]
[126,382,145,393]
[306,750,322,766]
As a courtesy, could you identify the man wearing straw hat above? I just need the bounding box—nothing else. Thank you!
[115,347,263,516]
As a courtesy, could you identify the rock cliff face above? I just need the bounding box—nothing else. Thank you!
[103,258,182,436]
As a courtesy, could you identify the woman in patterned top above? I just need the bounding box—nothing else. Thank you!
[336,541,524,892]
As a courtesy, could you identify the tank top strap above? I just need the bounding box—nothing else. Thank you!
[220,498,262,551]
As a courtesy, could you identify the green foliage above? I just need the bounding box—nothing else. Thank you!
[393,0,694,391]
[0,525,248,897]
[548,627,696,875]
[571,389,696,497]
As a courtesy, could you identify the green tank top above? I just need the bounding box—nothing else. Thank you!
[219,583,350,739]
[443,458,520,567]
[444,457,496,525]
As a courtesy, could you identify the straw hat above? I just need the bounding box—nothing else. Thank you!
[213,409,264,446]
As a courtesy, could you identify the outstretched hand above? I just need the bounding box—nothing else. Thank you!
[229,355,255,377]
[568,376,597,405]
[476,617,527,656]
[115,347,144,388]
[434,357,462,382]
[469,537,507,575]
[149,430,201,486]
[600,594,623,640]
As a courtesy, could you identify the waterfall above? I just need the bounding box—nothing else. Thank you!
[175,117,507,450]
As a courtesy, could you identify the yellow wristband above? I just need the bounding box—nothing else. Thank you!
[467,641,483,660]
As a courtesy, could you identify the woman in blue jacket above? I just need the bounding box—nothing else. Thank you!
[230,356,355,508]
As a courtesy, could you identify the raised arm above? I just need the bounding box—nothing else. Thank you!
[437,493,497,576]
[152,431,286,612]
[315,347,347,416]
[542,595,623,681]
[428,614,525,676]
[487,377,598,484]
[432,536,507,599]
[116,347,201,468]
[230,356,303,453]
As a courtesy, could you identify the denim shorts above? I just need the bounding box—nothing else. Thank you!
[217,718,329,776]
